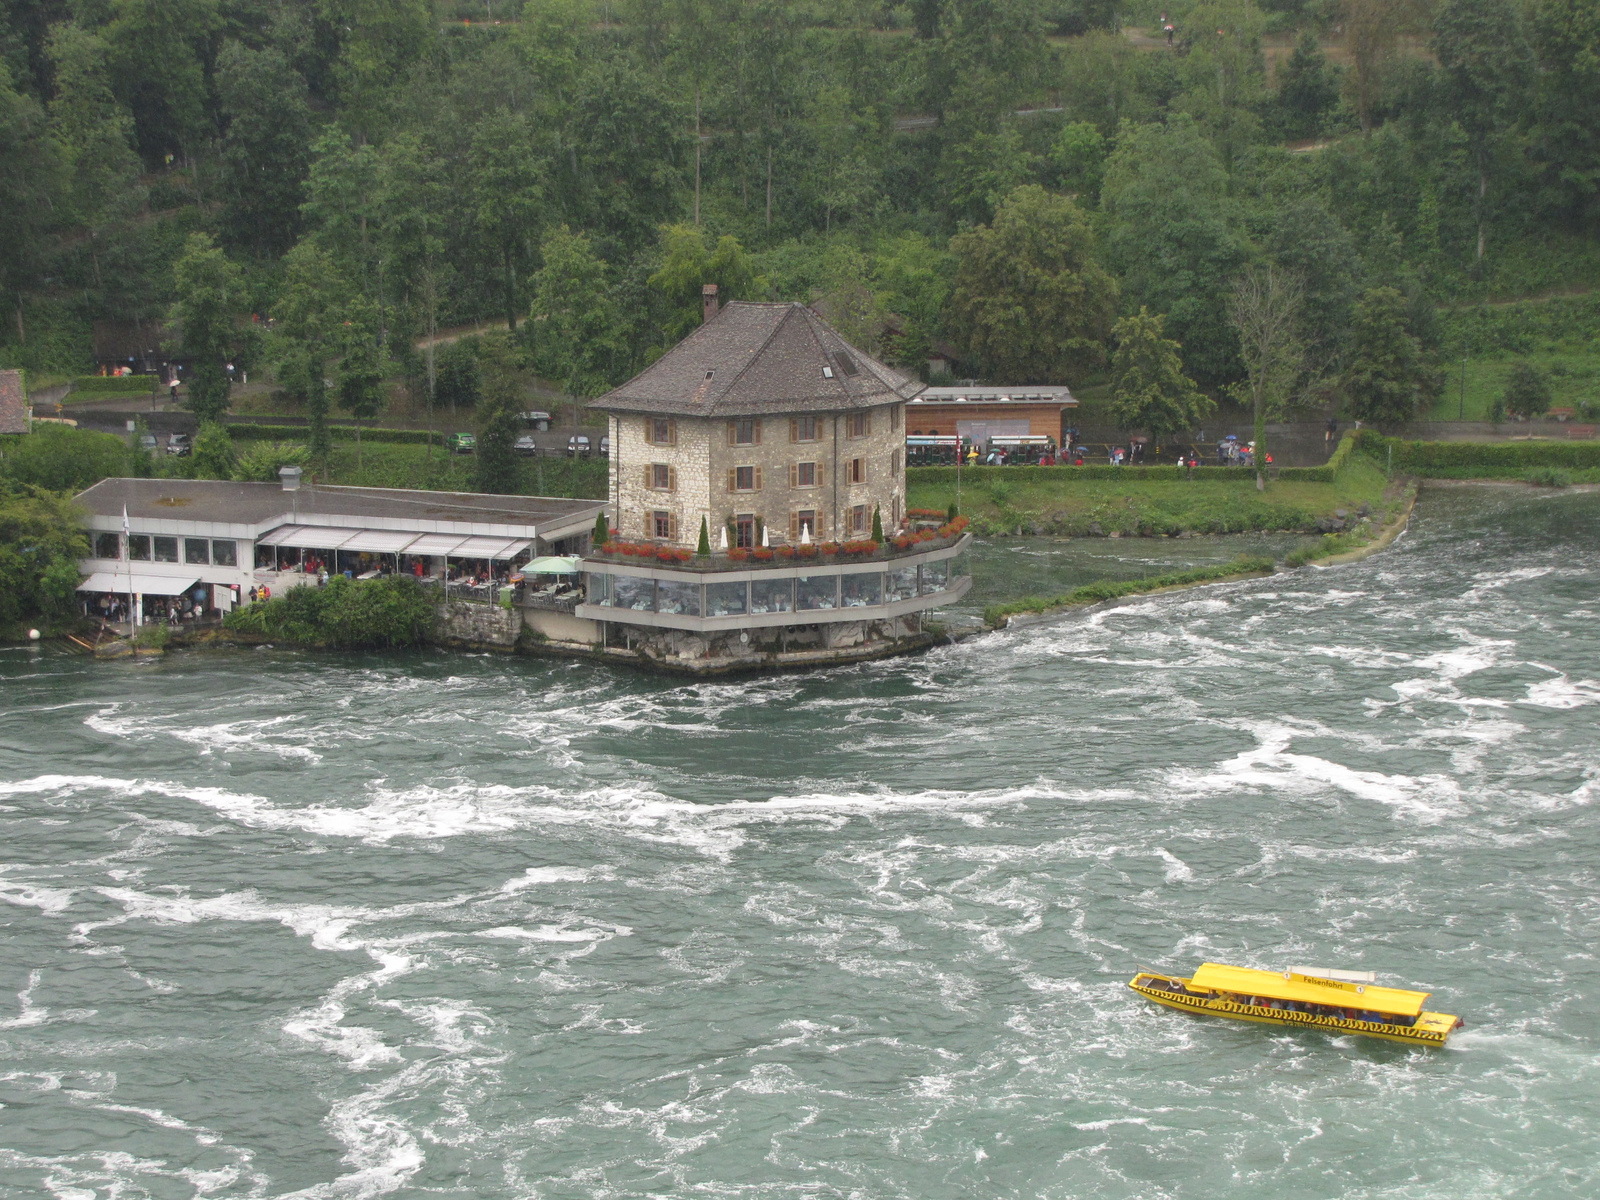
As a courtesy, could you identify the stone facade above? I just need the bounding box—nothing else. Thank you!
[612,403,906,547]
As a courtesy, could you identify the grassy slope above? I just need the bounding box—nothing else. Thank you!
[319,443,607,498]
[908,454,1389,536]
[1421,350,1600,422]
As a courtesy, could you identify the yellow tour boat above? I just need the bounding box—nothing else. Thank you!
[1129,962,1464,1047]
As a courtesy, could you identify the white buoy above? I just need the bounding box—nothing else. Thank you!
[28,629,40,640]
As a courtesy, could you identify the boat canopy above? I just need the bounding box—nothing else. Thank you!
[1187,963,1430,1017]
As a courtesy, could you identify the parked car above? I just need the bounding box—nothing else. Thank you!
[448,432,476,454]
[138,433,159,452]
[567,435,591,458]
[599,436,610,458]
[513,434,539,457]
[165,432,192,456]
[518,410,552,431]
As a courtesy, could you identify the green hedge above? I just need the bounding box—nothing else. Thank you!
[985,556,1275,627]
[1356,430,1600,474]
[72,375,158,394]
[226,422,448,445]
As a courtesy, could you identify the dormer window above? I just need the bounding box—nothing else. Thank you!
[833,351,858,376]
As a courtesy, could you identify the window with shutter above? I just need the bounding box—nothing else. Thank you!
[791,415,818,442]
[650,463,671,490]
[795,461,817,487]
[653,510,672,539]
[731,418,758,445]
[849,457,865,484]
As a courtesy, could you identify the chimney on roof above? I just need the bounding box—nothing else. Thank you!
[702,283,719,324]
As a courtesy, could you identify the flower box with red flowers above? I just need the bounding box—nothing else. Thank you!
[752,547,774,561]
[727,548,750,562]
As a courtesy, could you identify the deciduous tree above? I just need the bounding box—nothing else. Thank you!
[168,232,252,424]
[1228,265,1305,491]
[1502,360,1553,421]
[1106,308,1214,451]
[946,185,1119,384]
[528,226,622,398]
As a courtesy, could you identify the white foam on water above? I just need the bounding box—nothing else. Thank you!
[499,866,594,893]
[476,923,628,943]
[1522,665,1600,710]
[0,869,77,915]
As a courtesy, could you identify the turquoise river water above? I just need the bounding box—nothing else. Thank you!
[1,487,1597,1200]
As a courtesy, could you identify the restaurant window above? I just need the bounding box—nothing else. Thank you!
[790,509,817,541]
[586,572,612,606]
[127,534,151,562]
[921,558,950,594]
[796,574,838,611]
[211,539,237,567]
[849,457,865,484]
[734,513,755,548]
[94,532,121,559]
[790,415,819,442]
[729,418,760,445]
[613,575,654,611]
[791,461,818,488]
[652,510,676,540]
[842,573,883,607]
[850,504,868,535]
[729,465,761,492]
[153,536,179,563]
[657,579,699,617]
[846,412,870,438]
[750,576,792,614]
[888,564,919,602]
[648,417,676,445]
[648,463,675,490]
[185,538,210,565]
[707,580,746,617]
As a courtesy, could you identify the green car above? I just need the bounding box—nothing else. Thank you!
[448,432,476,454]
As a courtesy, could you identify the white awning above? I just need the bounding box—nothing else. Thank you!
[404,533,470,556]
[257,524,363,549]
[338,529,421,554]
[78,572,199,596]
[449,536,530,560]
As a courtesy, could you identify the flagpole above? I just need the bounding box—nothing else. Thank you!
[122,505,136,630]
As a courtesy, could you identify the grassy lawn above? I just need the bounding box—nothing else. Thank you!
[908,454,1391,536]
[1422,351,1600,422]
[319,442,608,499]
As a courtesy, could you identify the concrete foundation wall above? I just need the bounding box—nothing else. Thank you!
[437,601,521,648]
[524,609,600,646]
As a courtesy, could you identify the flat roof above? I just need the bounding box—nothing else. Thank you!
[76,478,604,538]
[1187,963,1430,1016]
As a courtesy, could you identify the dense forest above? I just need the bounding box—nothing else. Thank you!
[1,0,1597,432]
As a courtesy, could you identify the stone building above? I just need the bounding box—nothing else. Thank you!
[563,289,973,674]
[595,292,921,548]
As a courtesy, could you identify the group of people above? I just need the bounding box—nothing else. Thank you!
[1154,977,1416,1027]
[1216,439,1271,467]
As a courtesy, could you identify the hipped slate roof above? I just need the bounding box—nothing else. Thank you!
[591,302,923,418]
[0,370,27,434]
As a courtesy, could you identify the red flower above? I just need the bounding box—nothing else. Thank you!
[819,542,840,555]
[775,545,796,559]
[797,544,818,557]
[728,548,750,561]
[752,547,774,561]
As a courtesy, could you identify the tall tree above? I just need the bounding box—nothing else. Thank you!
[1342,0,1431,134]
[649,225,756,342]
[1275,31,1341,141]
[1341,286,1436,427]
[468,109,546,332]
[216,41,313,257]
[1528,0,1600,222]
[946,185,1119,384]
[168,233,251,424]
[334,294,385,470]
[1228,265,1305,491]
[1433,0,1534,266]
[528,226,623,398]
[474,333,522,495]
[1101,115,1247,386]
[104,0,218,162]
[0,61,61,349]
[44,22,142,250]
[271,242,352,461]
[1501,361,1553,421]
[1106,308,1215,452]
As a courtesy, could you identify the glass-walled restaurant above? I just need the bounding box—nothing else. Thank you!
[580,544,967,628]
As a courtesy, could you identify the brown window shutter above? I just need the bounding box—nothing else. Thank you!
[727,467,736,492]
[668,419,677,446]
[753,420,762,445]
[727,421,736,446]
[815,462,824,488]
[642,464,652,488]
[667,466,676,491]
[788,463,797,488]
[789,512,799,540]
[754,466,763,491]
[864,412,872,436]
[669,512,679,541]
[789,418,798,443]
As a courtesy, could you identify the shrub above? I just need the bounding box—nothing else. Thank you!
[984,556,1274,627]
[223,576,436,649]
[1524,467,1572,487]
[235,441,313,483]
[0,424,130,492]
[1356,430,1600,474]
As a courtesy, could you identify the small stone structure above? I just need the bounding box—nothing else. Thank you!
[437,600,521,650]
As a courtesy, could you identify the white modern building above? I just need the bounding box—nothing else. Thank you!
[75,475,604,624]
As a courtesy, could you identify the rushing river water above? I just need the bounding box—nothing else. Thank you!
[2,486,1598,1200]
